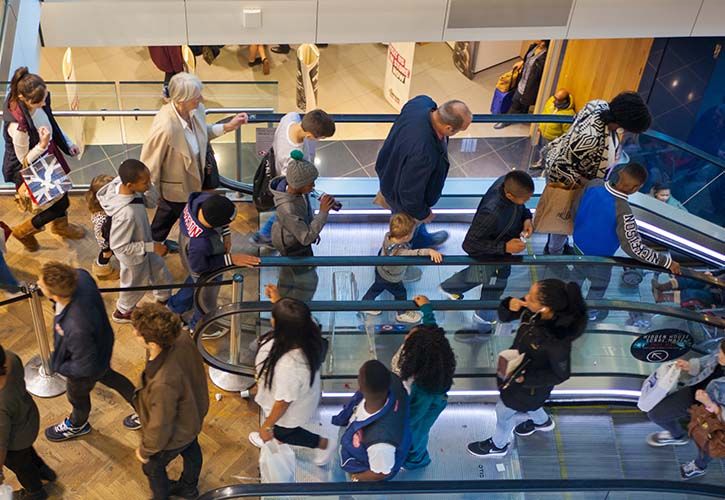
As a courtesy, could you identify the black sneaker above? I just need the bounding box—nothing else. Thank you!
[169,480,199,499]
[45,418,91,442]
[680,460,706,480]
[14,488,48,500]
[514,417,556,437]
[466,438,509,457]
[38,464,57,482]
[123,413,142,430]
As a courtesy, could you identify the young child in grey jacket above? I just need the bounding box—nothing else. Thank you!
[362,213,442,323]
[270,150,339,300]
[97,159,172,323]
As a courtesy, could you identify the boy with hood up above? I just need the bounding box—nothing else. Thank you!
[270,149,339,301]
[97,159,172,323]
[166,193,259,333]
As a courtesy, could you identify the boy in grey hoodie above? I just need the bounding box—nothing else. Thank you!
[270,150,338,300]
[362,213,442,323]
[97,159,172,323]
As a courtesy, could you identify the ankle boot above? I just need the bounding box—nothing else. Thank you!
[11,219,41,252]
[50,216,85,239]
[92,261,120,281]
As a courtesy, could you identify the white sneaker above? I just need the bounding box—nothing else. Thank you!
[313,438,337,466]
[248,431,264,448]
[396,311,423,324]
[240,389,251,399]
[365,310,382,316]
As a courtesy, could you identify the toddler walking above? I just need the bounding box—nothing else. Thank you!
[85,174,119,280]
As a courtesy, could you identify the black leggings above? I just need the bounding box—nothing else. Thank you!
[30,192,69,229]
[4,446,48,493]
[273,425,321,449]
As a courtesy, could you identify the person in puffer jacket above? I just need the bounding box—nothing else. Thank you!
[166,192,259,333]
[361,213,442,324]
[270,150,339,301]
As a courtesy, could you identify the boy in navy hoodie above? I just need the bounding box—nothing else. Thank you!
[167,193,259,333]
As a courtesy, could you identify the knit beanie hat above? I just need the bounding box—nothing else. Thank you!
[200,195,237,228]
[286,149,318,189]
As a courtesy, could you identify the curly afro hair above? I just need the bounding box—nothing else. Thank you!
[397,325,456,393]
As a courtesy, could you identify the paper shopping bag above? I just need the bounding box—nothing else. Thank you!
[20,154,73,207]
[533,183,581,235]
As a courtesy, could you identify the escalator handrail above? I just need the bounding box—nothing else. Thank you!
[197,479,725,499]
[193,299,724,377]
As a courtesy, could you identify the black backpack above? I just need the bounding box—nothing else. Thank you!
[253,147,276,212]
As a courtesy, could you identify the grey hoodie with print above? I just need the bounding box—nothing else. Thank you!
[270,176,328,255]
[97,176,159,266]
[377,232,433,283]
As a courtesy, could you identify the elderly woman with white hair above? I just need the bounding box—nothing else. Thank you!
[140,72,248,254]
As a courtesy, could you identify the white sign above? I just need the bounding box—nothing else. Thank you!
[383,42,415,111]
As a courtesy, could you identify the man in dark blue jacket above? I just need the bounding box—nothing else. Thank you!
[37,262,138,442]
[166,193,259,334]
[375,96,472,252]
[440,171,534,333]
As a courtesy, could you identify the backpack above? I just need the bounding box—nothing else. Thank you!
[253,147,276,212]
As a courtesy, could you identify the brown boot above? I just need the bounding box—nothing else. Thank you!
[50,216,85,239]
[92,261,120,281]
[11,219,41,252]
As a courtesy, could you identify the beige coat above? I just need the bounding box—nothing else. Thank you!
[140,103,222,203]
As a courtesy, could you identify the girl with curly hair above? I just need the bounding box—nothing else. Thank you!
[391,295,456,469]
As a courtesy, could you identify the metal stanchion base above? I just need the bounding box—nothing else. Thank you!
[208,367,255,392]
[24,355,66,398]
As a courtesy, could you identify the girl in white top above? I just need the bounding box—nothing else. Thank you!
[247,284,335,466]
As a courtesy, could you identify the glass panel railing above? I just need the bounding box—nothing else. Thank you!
[196,480,725,500]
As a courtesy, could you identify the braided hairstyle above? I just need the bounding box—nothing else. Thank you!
[536,279,588,340]
[398,325,456,393]
[601,91,652,133]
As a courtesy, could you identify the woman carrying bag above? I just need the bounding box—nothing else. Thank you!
[466,279,587,457]
[3,67,85,251]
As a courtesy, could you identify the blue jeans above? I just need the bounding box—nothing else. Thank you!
[409,223,435,249]
[0,251,19,291]
[167,275,221,329]
[405,384,448,469]
[362,269,407,313]
[492,399,549,448]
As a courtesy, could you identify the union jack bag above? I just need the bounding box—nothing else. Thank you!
[20,154,73,207]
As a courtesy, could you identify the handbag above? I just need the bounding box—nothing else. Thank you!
[688,404,725,458]
[259,439,296,483]
[490,66,521,114]
[202,141,220,190]
[637,362,681,412]
[533,183,582,235]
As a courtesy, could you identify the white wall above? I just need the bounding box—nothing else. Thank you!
[39,0,724,47]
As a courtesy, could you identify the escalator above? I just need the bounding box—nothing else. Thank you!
[190,257,725,494]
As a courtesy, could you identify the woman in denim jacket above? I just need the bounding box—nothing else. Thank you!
[646,341,725,448]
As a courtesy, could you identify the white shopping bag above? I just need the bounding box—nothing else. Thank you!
[637,361,681,412]
[497,349,525,380]
[259,439,296,483]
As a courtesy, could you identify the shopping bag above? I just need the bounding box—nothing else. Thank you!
[497,349,525,380]
[688,404,725,458]
[490,88,515,114]
[637,362,681,412]
[259,439,296,483]
[20,154,73,208]
[533,183,581,235]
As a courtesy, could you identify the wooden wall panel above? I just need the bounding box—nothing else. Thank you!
[556,38,653,110]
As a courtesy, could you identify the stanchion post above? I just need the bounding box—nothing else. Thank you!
[207,273,254,392]
[23,284,66,398]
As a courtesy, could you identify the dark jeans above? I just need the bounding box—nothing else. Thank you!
[67,369,136,427]
[273,425,321,449]
[647,386,694,439]
[30,192,69,229]
[4,446,48,493]
[696,448,713,469]
[506,91,530,115]
[362,270,407,313]
[142,438,203,500]
[0,250,19,291]
[440,264,511,321]
[167,275,221,329]
[151,198,186,243]
[278,265,319,302]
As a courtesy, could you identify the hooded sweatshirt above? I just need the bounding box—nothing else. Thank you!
[179,191,232,278]
[97,176,159,266]
[376,233,433,283]
[270,176,328,255]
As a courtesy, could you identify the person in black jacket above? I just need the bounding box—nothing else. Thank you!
[494,41,549,129]
[467,279,587,457]
[440,171,534,333]
[36,262,138,442]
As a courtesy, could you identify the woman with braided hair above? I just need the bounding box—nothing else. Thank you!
[391,295,456,469]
